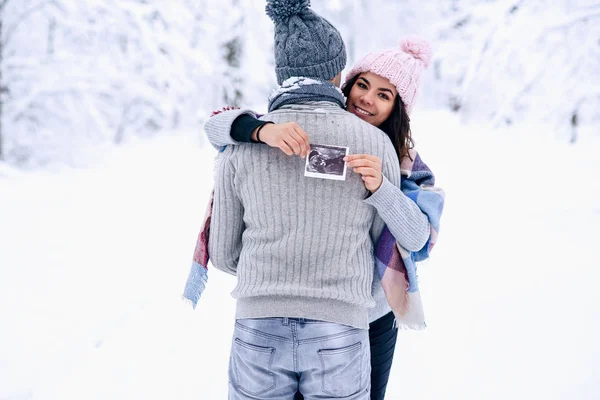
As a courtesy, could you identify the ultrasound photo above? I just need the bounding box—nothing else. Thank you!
[304,144,349,181]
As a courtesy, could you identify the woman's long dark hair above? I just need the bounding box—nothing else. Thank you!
[342,74,414,161]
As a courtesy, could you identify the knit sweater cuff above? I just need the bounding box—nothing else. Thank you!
[204,108,257,150]
[363,176,430,251]
[232,114,269,143]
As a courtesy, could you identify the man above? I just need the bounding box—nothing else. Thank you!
[208,1,428,398]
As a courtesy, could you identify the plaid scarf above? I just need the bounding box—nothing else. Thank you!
[181,191,212,308]
[182,149,445,330]
[375,149,445,330]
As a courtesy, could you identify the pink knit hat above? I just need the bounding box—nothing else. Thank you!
[344,36,432,115]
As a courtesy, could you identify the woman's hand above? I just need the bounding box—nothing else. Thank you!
[344,154,383,193]
[252,122,310,158]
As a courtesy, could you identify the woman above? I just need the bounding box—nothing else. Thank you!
[192,37,443,400]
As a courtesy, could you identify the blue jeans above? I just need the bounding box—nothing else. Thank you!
[228,317,371,399]
[294,311,398,400]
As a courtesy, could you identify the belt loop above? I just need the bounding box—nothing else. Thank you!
[283,317,289,326]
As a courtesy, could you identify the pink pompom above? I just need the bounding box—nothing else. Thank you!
[400,36,432,68]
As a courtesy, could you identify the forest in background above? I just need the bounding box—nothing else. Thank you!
[0,0,598,166]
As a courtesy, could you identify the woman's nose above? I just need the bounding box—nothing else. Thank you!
[361,93,374,105]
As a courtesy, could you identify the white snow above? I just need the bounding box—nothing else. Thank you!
[3,1,598,166]
[1,112,599,399]
[268,77,328,102]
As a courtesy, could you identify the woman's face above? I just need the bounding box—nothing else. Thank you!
[347,72,397,127]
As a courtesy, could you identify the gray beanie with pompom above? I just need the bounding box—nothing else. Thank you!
[266,0,346,84]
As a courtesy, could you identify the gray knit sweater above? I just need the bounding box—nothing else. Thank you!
[207,103,429,328]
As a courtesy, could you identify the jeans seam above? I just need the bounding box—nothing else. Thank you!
[298,328,364,345]
[235,321,292,343]
[292,321,298,372]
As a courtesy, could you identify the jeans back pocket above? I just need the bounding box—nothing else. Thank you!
[231,338,276,396]
[318,341,364,397]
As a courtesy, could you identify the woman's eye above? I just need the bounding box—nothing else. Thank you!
[357,82,367,89]
[379,93,389,100]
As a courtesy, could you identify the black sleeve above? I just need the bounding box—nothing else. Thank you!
[231,114,270,143]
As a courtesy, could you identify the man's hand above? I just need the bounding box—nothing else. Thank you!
[252,122,310,158]
[344,154,383,193]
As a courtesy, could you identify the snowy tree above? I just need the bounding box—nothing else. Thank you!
[1,0,68,165]
[234,0,277,109]
[449,0,600,141]
[220,0,244,105]
[317,0,600,142]
[0,0,5,161]
[1,0,598,167]
[2,0,256,166]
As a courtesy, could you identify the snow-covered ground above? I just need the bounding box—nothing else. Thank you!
[1,111,599,399]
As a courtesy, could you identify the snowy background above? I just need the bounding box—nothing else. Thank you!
[1,0,599,399]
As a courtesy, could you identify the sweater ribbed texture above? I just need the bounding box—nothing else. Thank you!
[209,104,393,328]
[206,104,430,326]
[205,107,430,252]
[364,175,431,251]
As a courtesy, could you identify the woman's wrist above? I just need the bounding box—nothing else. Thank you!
[232,113,265,143]
[253,122,274,144]
[250,126,260,143]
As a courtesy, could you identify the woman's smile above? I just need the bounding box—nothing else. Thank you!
[352,104,374,117]
[347,72,397,127]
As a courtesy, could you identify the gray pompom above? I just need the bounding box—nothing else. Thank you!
[266,0,310,23]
